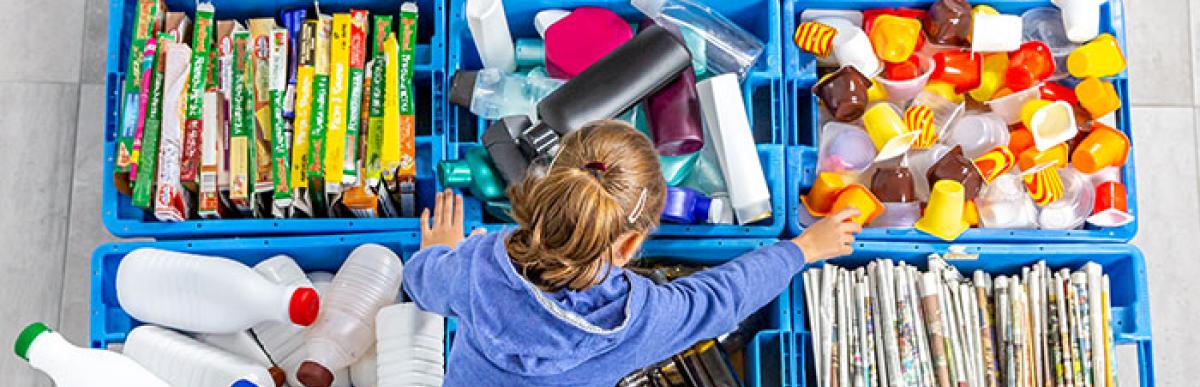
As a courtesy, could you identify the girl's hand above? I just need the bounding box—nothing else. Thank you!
[791,208,862,263]
[420,190,486,250]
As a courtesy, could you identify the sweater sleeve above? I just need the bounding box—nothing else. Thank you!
[403,244,467,318]
[636,241,805,363]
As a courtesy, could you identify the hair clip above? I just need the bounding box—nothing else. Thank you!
[627,188,648,225]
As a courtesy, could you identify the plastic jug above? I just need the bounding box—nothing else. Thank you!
[298,244,404,387]
[376,303,445,387]
[195,331,274,368]
[465,0,515,72]
[449,68,564,121]
[249,255,315,385]
[349,346,378,387]
[632,0,764,78]
[14,322,172,387]
[696,73,772,224]
[123,325,280,387]
[544,7,632,79]
[303,273,353,387]
[115,248,320,334]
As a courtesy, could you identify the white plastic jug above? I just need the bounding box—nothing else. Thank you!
[249,255,313,377]
[115,248,320,334]
[297,244,403,387]
[14,322,172,387]
[196,330,274,367]
[696,74,772,225]
[376,303,445,387]
[349,345,378,387]
[123,325,280,387]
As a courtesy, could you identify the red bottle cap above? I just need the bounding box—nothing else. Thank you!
[289,287,320,326]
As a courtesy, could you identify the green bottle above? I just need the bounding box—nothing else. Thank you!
[438,147,507,202]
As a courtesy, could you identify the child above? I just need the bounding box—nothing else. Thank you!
[406,120,860,386]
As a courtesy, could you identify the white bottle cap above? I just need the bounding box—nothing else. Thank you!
[534,9,571,38]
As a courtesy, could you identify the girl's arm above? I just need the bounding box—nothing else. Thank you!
[637,209,860,362]
[404,190,485,317]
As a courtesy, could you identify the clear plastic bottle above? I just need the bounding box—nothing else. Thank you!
[14,322,172,387]
[115,249,320,334]
[299,272,351,387]
[123,325,280,387]
[297,244,403,387]
[632,0,763,78]
[249,255,314,386]
[449,67,564,120]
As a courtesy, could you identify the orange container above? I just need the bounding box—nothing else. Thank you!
[802,172,850,216]
[1072,123,1130,174]
[829,184,884,226]
[1018,142,1069,171]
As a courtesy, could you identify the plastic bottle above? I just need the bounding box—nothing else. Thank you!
[297,244,404,387]
[123,325,280,387]
[632,0,763,78]
[195,330,274,368]
[695,73,772,224]
[438,147,507,201]
[376,303,445,387]
[115,248,320,334]
[349,346,378,387]
[482,115,534,185]
[640,19,705,157]
[465,0,515,72]
[250,255,315,386]
[544,7,633,79]
[13,322,172,387]
[302,273,352,387]
[518,25,691,159]
[449,67,564,121]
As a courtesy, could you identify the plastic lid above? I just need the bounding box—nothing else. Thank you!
[438,160,474,188]
[534,10,572,38]
[289,288,321,326]
[230,380,260,387]
[448,70,478,108]
[268,367,286,387]
[631,0,665,18]
[297,361,335,387]
[691,195,713,223]
[14,322,50,361]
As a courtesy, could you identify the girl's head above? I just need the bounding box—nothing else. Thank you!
[506,120,667,291]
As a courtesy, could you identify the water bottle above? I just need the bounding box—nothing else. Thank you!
[297,244,403,387]
[632,0,764,78]
[123,325,281,387]
[115,248,321,334]
[376,303,445,387]
[449,67,563,121]
[13,322,172,387]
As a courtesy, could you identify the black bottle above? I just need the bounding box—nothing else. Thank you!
[482,115,534,186]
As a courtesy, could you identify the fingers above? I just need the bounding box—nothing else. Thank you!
[453,194,465,228]
[839,221,863,235]
[420,208,431,233]
[469,228,487,237]
[435,190,450,228]
[827,207,861,223]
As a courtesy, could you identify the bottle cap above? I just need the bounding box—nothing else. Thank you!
[230,380,260,387]
[448,70,479,108]
[268,366,286,387]
[297,361,334,387]
[14,322,50,361]
[438,160,474,188]
[288,288,320,326]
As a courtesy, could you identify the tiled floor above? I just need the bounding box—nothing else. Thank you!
[0,1,1196,386]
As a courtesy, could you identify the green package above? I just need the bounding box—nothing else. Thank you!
[229,30,253,211]
[131,33,170,209]
[269,27,292,205]
[364,15,391,186]
[341,10,368,185]
[181,3,214,186]
[117,0,163,174]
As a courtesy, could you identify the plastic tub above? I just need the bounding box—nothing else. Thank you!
[101,0,448,239]
[786,241,1154,387]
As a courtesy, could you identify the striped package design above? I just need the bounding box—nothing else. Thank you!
[973,146,1016,183]
[904,105,938,149]
[1023,167,1064,206]
[794,21,836,57]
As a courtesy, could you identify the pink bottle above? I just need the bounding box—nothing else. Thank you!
[544,7,633,79]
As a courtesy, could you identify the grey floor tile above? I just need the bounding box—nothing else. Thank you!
[1126,0,1194,106]
[1130,107,1199,387]
[0,82,80,386]
[80,0,109,85]
[58,85,127,347]
[1192,0,1200,106]
[0,0,85,83]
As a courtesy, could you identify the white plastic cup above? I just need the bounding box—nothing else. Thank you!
[911,90,965,137]
[869,202,921,228]
[976,173,1040,229]
[817,122,876,175]
[801,11,865,66]
[877,56,935,105]
[986,84,1042,124]
[946,113,1011,159]
[1022,7,1080,80]
[1039,167,1094,229]
[822,18,882,78]
[972,14,1024,52]
[1052,0,1105,43]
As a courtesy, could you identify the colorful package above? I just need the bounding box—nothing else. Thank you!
[307,15,332,181]
[131,33,171,209]
[290,17,317,192]
[154,42,194,221]
[364,15,391,186]
[229,30,253,212]
[323,13,352,193]
[269,28,292,207]
[181,3,213,188]
[116,0,164,177]
[249,18,276,194]
[341,10,369,186]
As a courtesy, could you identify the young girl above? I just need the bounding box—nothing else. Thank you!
[407,120,860,386]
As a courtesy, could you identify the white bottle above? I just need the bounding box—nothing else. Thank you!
[249,255,313,380]
[196,330,273,367]
[295,272,351,387]
[466,0,516,72]
[695,74,772,225]
[14,322,172,387]
[123,325,279,387]
[115,248,321,334]
[297,244,403,387]
[349,345,378,387]
[377,303,445,387]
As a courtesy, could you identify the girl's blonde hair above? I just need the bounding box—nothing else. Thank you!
[506,120,667,291]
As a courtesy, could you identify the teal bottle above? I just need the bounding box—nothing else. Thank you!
[438,148,507,202]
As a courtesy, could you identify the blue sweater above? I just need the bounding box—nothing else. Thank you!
[402,231,805,386]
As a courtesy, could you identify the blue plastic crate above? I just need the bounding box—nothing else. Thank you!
[787,241,1154,387]
[458,144,788,237]
[91,235,796,385]
[779,0,1138,242]
[102,0,449,239]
